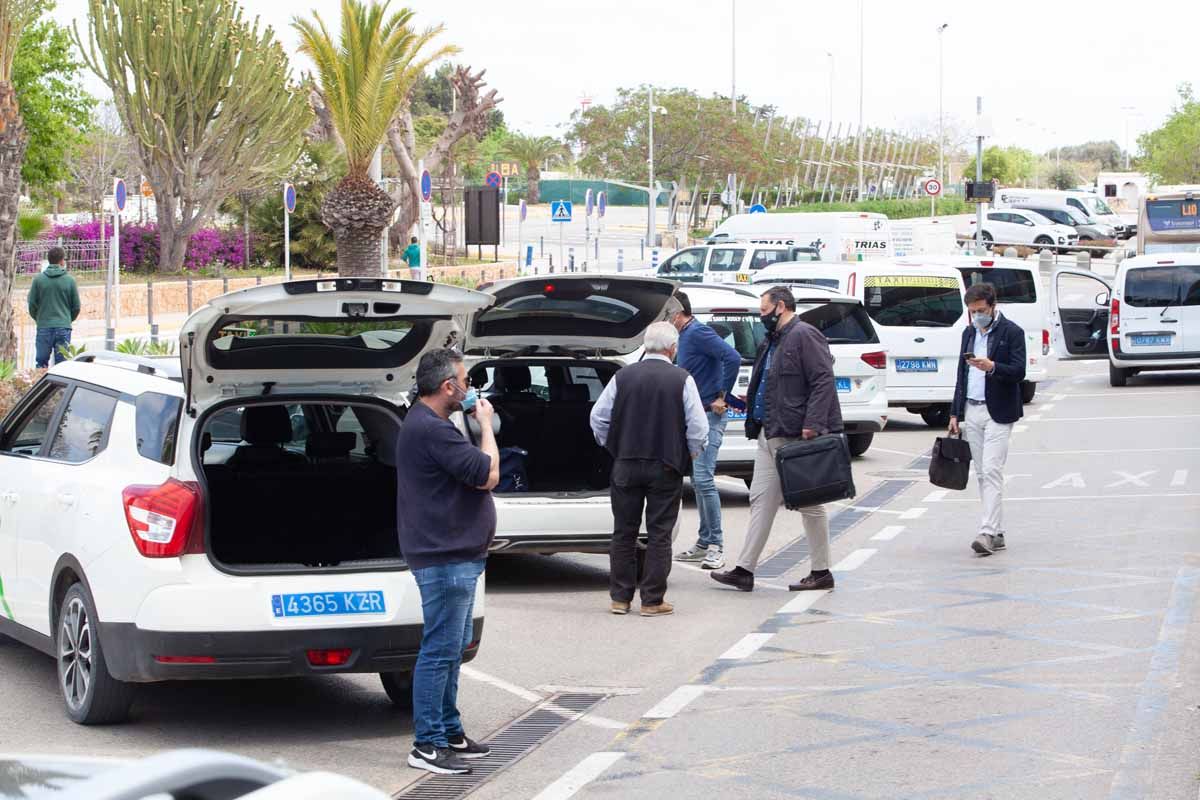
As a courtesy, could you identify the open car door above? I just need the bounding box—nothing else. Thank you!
[1049,268,1112,360]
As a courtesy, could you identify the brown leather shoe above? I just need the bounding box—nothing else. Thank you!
[788,571,835,591]
[610,601,631,615]
[640,602,674,617]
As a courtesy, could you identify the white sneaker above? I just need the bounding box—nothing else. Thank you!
[675,544,707,562]
[701,546,726,570]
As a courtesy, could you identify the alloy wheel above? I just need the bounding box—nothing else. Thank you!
[59,597,93,711]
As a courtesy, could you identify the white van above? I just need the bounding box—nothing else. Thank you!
[657,242,821,286]
[996,188,1130,238]
[1050,254,1200,386]
[754,261,967,426]
[890,218,960,257]
[707,212,893,262]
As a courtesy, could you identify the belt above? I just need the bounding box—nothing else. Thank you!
[966,398,987,406]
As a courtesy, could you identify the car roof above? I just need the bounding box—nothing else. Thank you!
[888,254,1036,273]
[48,355,185,397]
[1119,253,1200,271]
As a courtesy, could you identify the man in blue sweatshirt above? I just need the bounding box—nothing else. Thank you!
[671,291,743,570]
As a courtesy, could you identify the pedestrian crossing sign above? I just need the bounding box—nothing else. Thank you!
[551,200,573,222]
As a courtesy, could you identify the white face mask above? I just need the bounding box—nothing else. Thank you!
[972,311,994,329]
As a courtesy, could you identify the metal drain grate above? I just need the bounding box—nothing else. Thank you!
[395,692,607,800]
[756,479,915,578]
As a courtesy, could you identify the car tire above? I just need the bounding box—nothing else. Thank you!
[847,433,874,457]
[57,583,135,725]
[920,406,950,428]
[380,671,414,710]
[1109,362,1129,387]
[980,231,994,250]
[1034,235,1054,248]
[1021,381,1037,404]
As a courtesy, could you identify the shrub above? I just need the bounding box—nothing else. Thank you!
[0,365,46,419]
[778,198,971,219]
[46,221,252,272]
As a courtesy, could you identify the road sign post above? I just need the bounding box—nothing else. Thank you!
[518,199,527,274]
[418,161,430,278]
[923,177,942,218]
[106,178,127,350]
[584,189,594,268]
[551,200,572,272]
[283,182,296,280]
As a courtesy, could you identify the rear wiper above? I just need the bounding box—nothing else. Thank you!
[1161,285,1183,317]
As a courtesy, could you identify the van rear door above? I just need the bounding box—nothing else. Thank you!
[1117,261,1199,358]
[1049,268,1112,360]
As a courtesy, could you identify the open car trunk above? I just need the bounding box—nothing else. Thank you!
[468,359,618,495]
[198,399,405,573]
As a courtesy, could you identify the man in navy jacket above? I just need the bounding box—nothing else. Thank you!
[671,291,743,570]
[949,282,1026,556]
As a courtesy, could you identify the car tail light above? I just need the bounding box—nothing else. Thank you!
[154,655,216,664]
[861,351,887,369]
[980,260,994,266]
[306,649,353,667]
[1041,329,1050,356]
[1110,297,1120,335]
[123,479,202,558]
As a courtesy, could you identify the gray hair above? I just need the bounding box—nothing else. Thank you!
[416,348,464,396]
[643,321,679,354]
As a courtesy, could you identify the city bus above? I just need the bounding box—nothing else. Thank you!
[1137,188,1200,255]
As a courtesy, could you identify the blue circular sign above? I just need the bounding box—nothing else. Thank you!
[114,179,127,213]
[519,199,527,222]
[485,171,502,189]
[585,188,594,217]
[284,183,297,214]
[748,203,767,214]
[420,170,432,201]
[597,191,607,218]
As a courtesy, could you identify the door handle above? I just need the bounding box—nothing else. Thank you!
[1161,319,1178,324]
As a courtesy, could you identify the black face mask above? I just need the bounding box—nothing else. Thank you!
[761,307,783,334]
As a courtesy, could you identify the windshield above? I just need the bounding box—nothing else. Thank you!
[1023,210,1056,226]
[694,312,764,363]
[1083,196,1115,216]
[1124,265,1200,307]
[863,275,963,327]
[957,268,1038,304]
[796,302,880,344]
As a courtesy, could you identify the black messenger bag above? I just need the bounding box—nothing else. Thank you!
[774,434,856,509]
[928,433,972,490]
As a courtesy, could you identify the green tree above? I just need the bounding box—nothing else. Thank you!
[294,0,455,276]
[0,0,41,361]
[1138,84,1200,184]
[962,146,1036,184]
[1048,165,1080,191]
[501,132,567,204]
[75,0,312,273]
[249,141,344,268]
[13,0,94,197]
[1056,140,1122,171]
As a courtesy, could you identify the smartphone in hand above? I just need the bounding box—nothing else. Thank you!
[963,352,975,360]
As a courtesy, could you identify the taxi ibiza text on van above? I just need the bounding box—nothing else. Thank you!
[706,211,894,261]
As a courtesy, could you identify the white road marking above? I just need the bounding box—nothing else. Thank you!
[1049,394,1066,401]
[922,490,948,502]
[1107,470,1156,489]
[1039,403,1056,411]
[1033,414,1200,422]
[869,447,924,458]
[673,561,789,591]
[1014,425,1028,433]
[462,665,544,703]
[833,549,878,571]
[1004,473,1032,484]
[778,589,830,614]
[642,685,707,719]
[870,525,906,541]
[716,477,749,489]
[1171,469,1188,487]
[719,633,775,660]
[1011,447,1200,456]
[532,752,626,800]
[899,507,927,519]
[1025,414,1043,421]
[936,492,1200,503]
[1042,472,1086,489]
[1057,390,1200,398]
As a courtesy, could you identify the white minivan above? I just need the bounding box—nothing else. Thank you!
[754,261,968,426]
[996,188,1131,239]
[1050,255,1200,386]
[657,242,820,286]
[707,211,893,261]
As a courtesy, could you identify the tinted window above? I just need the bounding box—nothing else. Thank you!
[959,268,1038,304]
[206,405,307,444]
[48,387,117,463]
[1,382,66,456]
[1125,265,1200,307]
[749,249,789,270]
[208,317,432,371]
[661,248,706,275]
[135,393,183,465]
[708,249,746,271]
[474,278,676,339]
[864,275,963,327]
[695,313,764,362]
[797,302,880,344]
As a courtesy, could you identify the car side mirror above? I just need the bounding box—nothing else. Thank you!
[1095,291,1110,306]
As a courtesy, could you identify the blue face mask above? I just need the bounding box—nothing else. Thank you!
[972,311,994,329]
[461,387,478,414]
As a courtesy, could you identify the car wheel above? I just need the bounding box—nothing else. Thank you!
[380,671,414,710]
[57,584,135,725]
[847,433,874,457]
[1021,381,1036,404]
[920,406,951,428]
[980,231,994,250]
[1034,235,1054,249]
[1109,362,1129,387]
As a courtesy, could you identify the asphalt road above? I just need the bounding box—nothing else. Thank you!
[1,358,1197,800]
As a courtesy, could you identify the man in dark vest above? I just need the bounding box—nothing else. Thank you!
[590,321,709,617]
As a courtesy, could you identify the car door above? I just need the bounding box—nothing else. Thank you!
[1118,262,1196,358]
[0,379,70,628]
[985,212,1016,245]
[704,247,747,284]
[657,247,707,282]
[1050,268,1112,360]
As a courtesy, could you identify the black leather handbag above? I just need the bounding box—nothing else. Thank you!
[774,434,856,509]
[929,433,973,490]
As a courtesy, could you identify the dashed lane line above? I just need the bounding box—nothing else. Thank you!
[530,752,626,800]
[923,490,949,503]
[833,549,878,571]
[672,561,790,591]
[778,589,830,614]
[934,492,1200,503]
[870,525,907,541]
[899,507,928,520]
[1026,414,1200,422]
[718,632,775,660]
[642,685,707,719]
[1171,469,1188,487]
[462,667,630,730]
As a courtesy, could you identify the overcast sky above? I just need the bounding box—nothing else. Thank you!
[57,0,1195,158]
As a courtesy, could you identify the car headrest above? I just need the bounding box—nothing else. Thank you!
[494,366,532,393]
[240,405,294,446]
[552,384,590,403]
[305,431,356,459]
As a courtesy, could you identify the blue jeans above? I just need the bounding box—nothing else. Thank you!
[34,327,72,369]
[411,558,486,748]
[693,411,727,549]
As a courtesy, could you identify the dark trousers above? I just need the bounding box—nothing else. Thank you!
[35,327,72,369]
[609,458,683,606]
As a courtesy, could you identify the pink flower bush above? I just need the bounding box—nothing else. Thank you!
[37,221,252,273]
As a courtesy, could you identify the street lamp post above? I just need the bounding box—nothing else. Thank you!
[937,23,948,186]
[856,0,865,200]
[647,86,667,247]
[730,0,736,117]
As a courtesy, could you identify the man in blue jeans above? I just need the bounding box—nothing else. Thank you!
[28,246,80,368]
[395,349,499,776]
[671,291,742,570]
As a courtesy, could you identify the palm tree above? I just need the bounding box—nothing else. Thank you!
[502,133,568,205]
[0,0,38,360]
[294,1,455,277]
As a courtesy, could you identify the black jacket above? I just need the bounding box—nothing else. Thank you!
[950,313,1027,425]
[745,316,843,440]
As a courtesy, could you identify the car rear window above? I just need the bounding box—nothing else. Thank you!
[695,313,764,363]
[473,278,676,339]
[135,392,183,465]
[864,275,963,327]
[1125,264,1200,307]
[207,318,433,370]
[796,302,880,344]
[958,267,1038,304]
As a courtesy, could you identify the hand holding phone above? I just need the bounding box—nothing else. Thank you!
[963,352,975,360]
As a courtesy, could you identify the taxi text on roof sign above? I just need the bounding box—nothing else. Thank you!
[864,275,959,289]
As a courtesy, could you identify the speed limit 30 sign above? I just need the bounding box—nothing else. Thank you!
[923,178,943,197]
